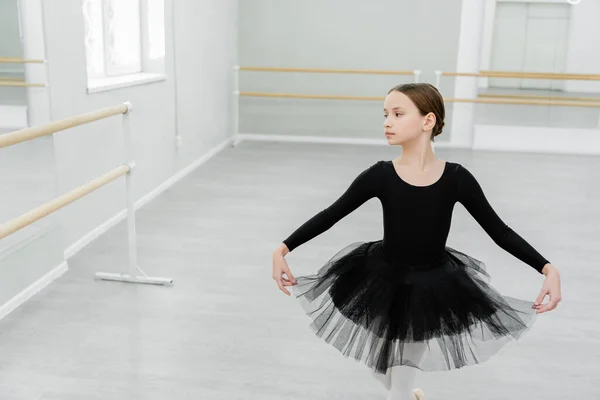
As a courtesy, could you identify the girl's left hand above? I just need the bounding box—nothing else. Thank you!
[533,264,562,314]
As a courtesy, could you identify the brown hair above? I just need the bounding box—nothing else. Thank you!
[387,83,445,142]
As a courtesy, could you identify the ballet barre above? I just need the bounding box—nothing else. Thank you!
[237,91,600,108]
[234,65,600,108]
[446,96,600,108]
[0,80,46,87]
[239,91,385,101]
[479,70,600,80]
[0,104,128,148]
[434,70,600,88]
[238,66,418,77]
[0,57,46,64]
[478,93,600,103]
[0,165,130,238]
[0,57,49,88]
[0,102,173,287]
[233,65,422,138]
[435,69,600,128]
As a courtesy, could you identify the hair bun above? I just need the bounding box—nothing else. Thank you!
[434,120,445,137]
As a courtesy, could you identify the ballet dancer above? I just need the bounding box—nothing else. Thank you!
[272,82,562,400]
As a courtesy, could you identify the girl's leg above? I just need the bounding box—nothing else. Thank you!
[387,365,418,400]
[386,342,428,400]
[371,367,392,390]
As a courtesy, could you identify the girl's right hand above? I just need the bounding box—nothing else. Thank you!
[272,250,297,296]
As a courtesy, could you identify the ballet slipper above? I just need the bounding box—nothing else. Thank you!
[412,388,424,400]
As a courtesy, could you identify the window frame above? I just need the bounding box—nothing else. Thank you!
[83,0,166,93]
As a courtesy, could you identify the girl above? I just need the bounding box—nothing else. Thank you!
[271,83,562,400]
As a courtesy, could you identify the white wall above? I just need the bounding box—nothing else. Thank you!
[0,0,238,317]
[172,0,238,171]
[238,0,463,142]
[564,0,600,93]
[0,0,23,75]
[41,0,238,250]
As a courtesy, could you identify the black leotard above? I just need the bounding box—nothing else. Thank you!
[282,160,549,274]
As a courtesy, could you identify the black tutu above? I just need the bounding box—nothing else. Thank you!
[291,240,537,374]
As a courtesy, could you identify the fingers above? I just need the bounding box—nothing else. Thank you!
[281,273,298,286]
[284,268,297,284]
[273,273,296,295]
[534,287,547,306]
[274,277,291,296]
[536,294,562,314]
[536,300,558,314]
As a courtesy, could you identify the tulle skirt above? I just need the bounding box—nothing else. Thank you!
[291,240,537,374]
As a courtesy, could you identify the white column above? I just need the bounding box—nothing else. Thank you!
[450,0,486,148]
[18,0,52,127]
[564,0,600,93]
[478,0,497,90]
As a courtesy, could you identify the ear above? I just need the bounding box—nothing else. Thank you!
[422,112,436,131]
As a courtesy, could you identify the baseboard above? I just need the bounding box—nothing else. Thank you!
[473,125,600,155]
[64,136,235,259]
[235,133,455,148]
[0,260,68,321]
[136,137,235,209]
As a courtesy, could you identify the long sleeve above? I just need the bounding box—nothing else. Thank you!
[456,165,550,274]
[282,162,382,252]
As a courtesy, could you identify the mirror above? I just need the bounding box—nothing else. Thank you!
[0,0,28,131]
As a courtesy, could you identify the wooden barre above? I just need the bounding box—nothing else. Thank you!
[0,165,131,239]
[0,80,45,87]
[239,66,415,75]
[240,91,600,107]
[481,70,600,80]
[238,66,600,79]
[0,104,129,149]
[240,91,384,101]
[0,57,45,64]
[478,93,600,102]
[446,97,600,107]
[442,70,600,81]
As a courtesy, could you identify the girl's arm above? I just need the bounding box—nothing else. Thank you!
[281,161,382,253]
[456,164,551,274]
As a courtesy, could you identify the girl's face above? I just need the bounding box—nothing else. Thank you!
[383,90,435,145]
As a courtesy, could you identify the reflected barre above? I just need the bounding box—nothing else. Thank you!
[0,80,46,88]
[0,57,48,88]
[446,96,600,108]
[478,93,600,103]
[440,70,600,80]
[0,57,46,64]
[435,69,600,88]
[0,102,173,287]
[0,165,130,239]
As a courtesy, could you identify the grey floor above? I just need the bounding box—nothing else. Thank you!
[0,141,599,399]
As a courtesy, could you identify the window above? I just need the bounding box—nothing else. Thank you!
[82,0,165,92]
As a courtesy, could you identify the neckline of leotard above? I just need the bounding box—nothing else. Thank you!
[388,160,448,188]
